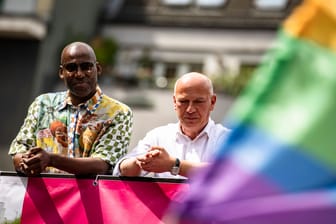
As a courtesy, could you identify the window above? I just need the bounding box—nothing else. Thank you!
[254,0,288,10]
[195,0,227,8]
[2,0,36,14]
[190,63,203,73]
[161,0,192,7]
[165,63,178,79]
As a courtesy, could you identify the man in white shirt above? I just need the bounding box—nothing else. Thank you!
[114,72,230,178]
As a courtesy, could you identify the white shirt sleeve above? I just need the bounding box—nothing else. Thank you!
[112,131,158,176]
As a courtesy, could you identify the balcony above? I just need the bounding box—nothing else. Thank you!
[0,0,54,39]
[102,0,302,29]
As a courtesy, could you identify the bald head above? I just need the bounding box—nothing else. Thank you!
[174,72,214,96]
[61,42,96,64]
[59,41,102,106]
[173,72,216,139]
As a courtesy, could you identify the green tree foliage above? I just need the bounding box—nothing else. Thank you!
[91,37,118,71]
[213,65,256,96]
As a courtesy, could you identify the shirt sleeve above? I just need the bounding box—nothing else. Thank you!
[90,109,133,168]
[112,128,159,176]
[8,97,41,155]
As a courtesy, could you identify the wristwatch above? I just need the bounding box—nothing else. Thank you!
[170,158,180,176]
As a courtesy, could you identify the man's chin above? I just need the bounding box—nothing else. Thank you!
[183,120,200,127]
[73,82,90,90]
[71,85,92,94]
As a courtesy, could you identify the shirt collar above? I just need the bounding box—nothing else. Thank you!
[177,118,214,140]
[202,118,214,137]
[57,86,103,113]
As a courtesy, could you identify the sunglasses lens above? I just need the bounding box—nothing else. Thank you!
[80,62,94,71]
[64,63,78,72]
[63,62,94,73]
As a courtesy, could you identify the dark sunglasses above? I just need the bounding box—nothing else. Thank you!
[61,62,95,73]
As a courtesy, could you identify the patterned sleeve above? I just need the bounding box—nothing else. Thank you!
[91,109,133,167]
[8,97,41,155]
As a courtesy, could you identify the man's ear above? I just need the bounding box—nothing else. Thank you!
[96,62,102,76]
[59,66,64,79]
[173,96,177,111]
[210,94,217,111]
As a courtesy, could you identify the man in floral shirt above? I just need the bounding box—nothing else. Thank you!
[9,41,133,175]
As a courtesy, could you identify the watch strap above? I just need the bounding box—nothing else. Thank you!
[174,158,180,168]
[170,158,180,175]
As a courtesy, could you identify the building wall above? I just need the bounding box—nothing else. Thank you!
[102,25,276,84]
[0,38,39,145]
[0,38,40,172]
[100,0,302,86]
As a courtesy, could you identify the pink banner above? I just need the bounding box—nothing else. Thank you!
[21,176,189,224]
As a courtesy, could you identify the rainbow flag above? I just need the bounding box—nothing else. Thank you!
[166,0,336,223]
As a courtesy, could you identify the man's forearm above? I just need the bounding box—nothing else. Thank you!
[179,161,208,177]
[119,158,142,176]
[49,154,110,175]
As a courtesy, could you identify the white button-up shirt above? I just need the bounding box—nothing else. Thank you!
[113,118,230,178]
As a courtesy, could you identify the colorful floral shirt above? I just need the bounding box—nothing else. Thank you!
[9,87,133,172]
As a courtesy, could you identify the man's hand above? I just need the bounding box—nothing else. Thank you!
[139,146,175,173]
[20,147,51,176]
[135,149,159,166]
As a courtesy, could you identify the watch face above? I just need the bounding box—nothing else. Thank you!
[171,166,180,175]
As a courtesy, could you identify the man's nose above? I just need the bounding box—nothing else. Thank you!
[73,68,85,78]
[186,102,196,112]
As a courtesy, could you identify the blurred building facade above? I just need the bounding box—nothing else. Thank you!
[0,0,52,145]
[99,0,302,88]
[0,0,301,169]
